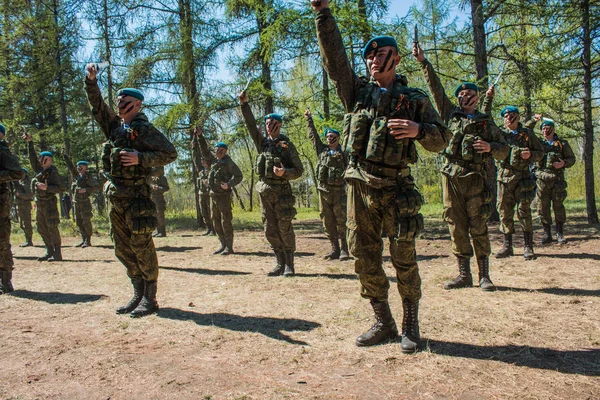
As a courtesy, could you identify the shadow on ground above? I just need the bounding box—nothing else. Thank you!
[496,286,600,296]
[427,340,600,376]
[233,251,315,257]
[159,266,251,276]
[9,290,107,304]
[537,252,600,261]
[158,307,321,345]
[156,246,199,253]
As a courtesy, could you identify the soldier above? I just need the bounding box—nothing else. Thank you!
[413,43,509,293]
[312,1,450,353]
[304,109,349,261]
[85,64,177,318]
[193,128,243,255]
[238,94,304,277]
[494,106,543,260]
[532,119,575,245]
[150,166,169,238]
[63,156,100,247]
[197,158,214,236]
[14,168,34,247]
[23,133,66,262]
[0,124,25,294]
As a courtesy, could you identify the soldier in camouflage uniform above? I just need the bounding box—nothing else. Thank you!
[150,166,169,238]
[414,43,509,293]
[305,108,350,261]
[63,156,100,247]
[193,128,243,255]
[312,1,450,353]
[531,119,575,245]
[14,168,34,247]
[238,93,304,277]
[23,133,66,262]
[0,124,25,294]
[85,64,177,318]
[197,159,214,236]
[493,106,543,260]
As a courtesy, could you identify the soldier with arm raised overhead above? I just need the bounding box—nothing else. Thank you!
[312,0,450,353]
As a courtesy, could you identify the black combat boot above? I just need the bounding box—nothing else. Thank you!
[494,234,513,258]
[556,223,567,244]
[75,236,85,247]
[201,228,212,236]
[323,239,340,260]
[116,278,144,314]
[540,224,552,245]
[401,298,421,354]
[283,251,295,277]
[339,238,350,261]
[477,256,496,291]
[444,256,473,289]
[220,238,233,256]
[267,251,286,276]
[37,245,54,261]
[523,232,536,260]
[153,227,166,238]
[20,236,33,247]
[48,245,62,262]
[0,270,14,294]
[130,280,159,318]
[212,239,226,255]
[81,237,92,248]
[355,299,398,347]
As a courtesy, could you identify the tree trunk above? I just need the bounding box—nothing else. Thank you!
[52,0,70,159]
[470,0,489,89]
[102,0,114,109]
[322,67,330,119]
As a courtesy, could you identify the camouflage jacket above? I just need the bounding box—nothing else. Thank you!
[14,174,34,203]
[0,140,24,194]
[192,132,243,195]
[315,8,449,187]
[496,124,543,182]
[64,156,100,201]
[535,135,576,179]
[27,141,65,201]
[85,77,177,198]
[150,174,170,195]
[197,169,210,196]
[306,115,347,191]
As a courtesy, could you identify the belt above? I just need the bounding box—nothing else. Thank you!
[260,177,288,185]
[447,158,484,171]
[112,177,146,187]
[359,161,410,178]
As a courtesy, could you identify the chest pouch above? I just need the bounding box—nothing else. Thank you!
[342,110,371,157]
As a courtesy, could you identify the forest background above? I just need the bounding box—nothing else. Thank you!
[1,0,599,226]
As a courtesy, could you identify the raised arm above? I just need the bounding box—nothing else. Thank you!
[84,64,120,139]
[25,139,41,172]
[305,109,325,155]
[239,91,264,151]
[193,128,215,165]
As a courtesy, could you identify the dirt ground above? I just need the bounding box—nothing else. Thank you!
[1,216,599,400]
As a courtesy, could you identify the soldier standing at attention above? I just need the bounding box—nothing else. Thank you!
[304,108,349,261]
[63,156,100,247]
[532,119,575,245]
[0,124,25,294]
[493,107,543,260]
[312,1,450,353]
[150,166,169,238]
[14,168,34,247]
[413,43,509,292]
[85,63,177,318]
[238,92,304,277]
[23,133,66,262]
[193,128,243,255]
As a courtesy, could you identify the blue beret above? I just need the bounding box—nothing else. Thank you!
[39,151,53,158]
[324,127,340,136]
[22,167,28,173]
[454,82,479,97]
[77,160,89,166]
[264,113,283,123]
[362,36,398,58]
[116,88,144,101]
[500,106,520,117]
[0,123,5,135]
[540,120,555,130]
[214,141,228,150]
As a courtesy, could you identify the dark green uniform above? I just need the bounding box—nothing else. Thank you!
[197,169,213,233]
[64,157,100,246]
[150,168,169,237]
[27,142,66,260]
[85,77,177,284]
[0,140,25,293]
[14,173,34,245]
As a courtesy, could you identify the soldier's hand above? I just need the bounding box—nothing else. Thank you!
[473,139,491,153]
[36,182,48,191]
[220,182,229,190]
[119,149,140,166]
[388,119,420,139]
[553,159,565,169]
[202,179,208,186]
[238,90,248,105]
[486,86,495,98]
[534,113,543,121]
[304,108,311,119]
[310,0,328,11]
[412,43,425,62]
[273,166,285,177]
[22,133,32,142]
[520,148,531,160]
[85,63,98,80]
[77,188,87,194]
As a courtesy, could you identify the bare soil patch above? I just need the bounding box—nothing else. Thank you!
[2,217,599,399]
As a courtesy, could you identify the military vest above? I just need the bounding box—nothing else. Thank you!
[443,111,496,165]
[208,157,233,194]
[31,166,59,201]
[538,138,567,173]
[316,146,347,188]
[72,174,93,201]
[342,76,420,174]
[255,134,294,182]
[499,126,535,172]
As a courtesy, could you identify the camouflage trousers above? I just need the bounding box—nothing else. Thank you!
[36,197,61,248]
[347,179,422,302]
[319,187,347,241]
[536,176,568,225]
[109,198,159,281]
[0,191,13,272]
[497,178,533,234]
[200,193,213,231]
[152,192,167,231]
[259,183,296,252]
[74,199,94,239]
[443,173,491,258]
[17,200,33,240]
[211,192,234,247]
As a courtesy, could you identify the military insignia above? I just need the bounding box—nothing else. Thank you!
[372,41,378,49]
[130,129,139,141]
[462,84,467,90]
